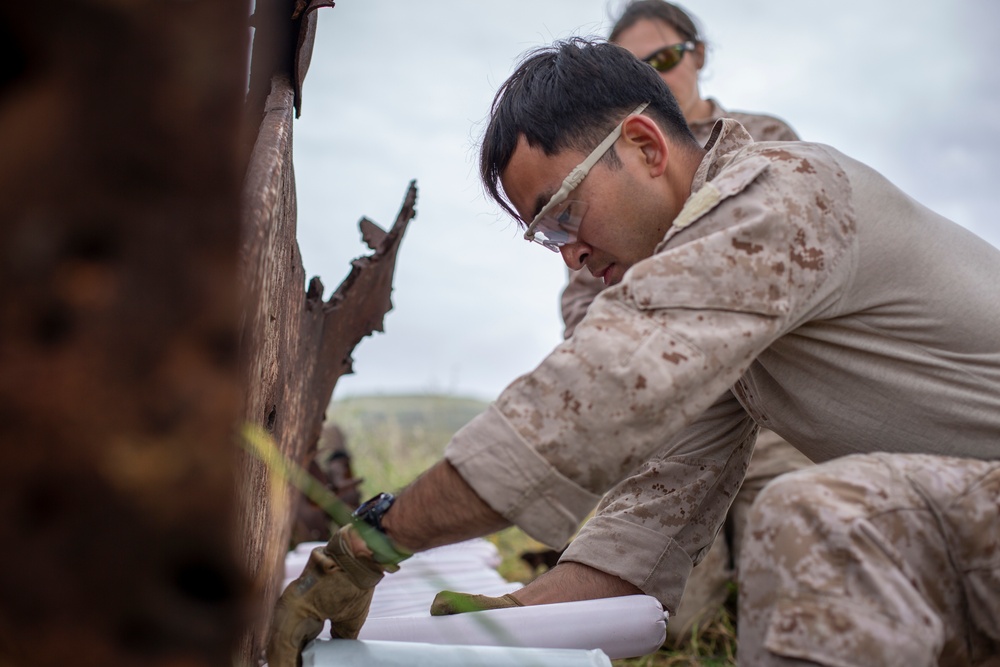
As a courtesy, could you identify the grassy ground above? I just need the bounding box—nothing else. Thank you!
[329,393,490,494]
[328,393,738,666]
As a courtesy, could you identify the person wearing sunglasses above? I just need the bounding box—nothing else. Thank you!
[611,1,798,142]
[268,39,1000,667]
[554,0,810,645]
[564,0,799,329]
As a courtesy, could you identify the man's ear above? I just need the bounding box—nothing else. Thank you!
[621,114,669,178]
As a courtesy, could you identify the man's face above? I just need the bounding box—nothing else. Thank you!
[501,133,671,286]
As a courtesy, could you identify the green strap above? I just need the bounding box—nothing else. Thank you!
[240,424,411,569]
[350,519,411,571]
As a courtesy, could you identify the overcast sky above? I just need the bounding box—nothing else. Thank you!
[291,0,1000,402]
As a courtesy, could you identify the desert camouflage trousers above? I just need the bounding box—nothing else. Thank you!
[562,429,813,644]
[667,431,813,643]
[739,452,1000,667]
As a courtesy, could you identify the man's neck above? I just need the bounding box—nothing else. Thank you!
[668,142,708,211]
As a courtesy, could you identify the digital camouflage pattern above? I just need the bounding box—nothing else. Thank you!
[691,99,800,144]
[557,106,808,639]
[560,100,800,336]
[564,428,812,639]
[740,453,1000,666]
[446,120,1000,663]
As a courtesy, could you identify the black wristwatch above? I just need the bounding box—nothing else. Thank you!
[352,492,396,534]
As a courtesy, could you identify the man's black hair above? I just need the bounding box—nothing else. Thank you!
[479,37,697,222]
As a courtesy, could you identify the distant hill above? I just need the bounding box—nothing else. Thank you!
[329,393,489,439]
[327,394,489,494]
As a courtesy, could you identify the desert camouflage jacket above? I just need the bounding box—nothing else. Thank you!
[691,98,798,145]
[445,120,1000,565]
[561,101,799,337]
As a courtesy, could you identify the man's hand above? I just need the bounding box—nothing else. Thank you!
[266,524,384,667]
[430,562,645,617]
[430,590,523,615]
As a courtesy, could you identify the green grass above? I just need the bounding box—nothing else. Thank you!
[327,393,738,665]
[328,393,489,494]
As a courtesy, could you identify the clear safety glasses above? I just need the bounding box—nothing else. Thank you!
[523,102,650,252]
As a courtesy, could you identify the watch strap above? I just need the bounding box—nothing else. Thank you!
[352,493,411,569]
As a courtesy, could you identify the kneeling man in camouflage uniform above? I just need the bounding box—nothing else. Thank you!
[268,39,1000,667]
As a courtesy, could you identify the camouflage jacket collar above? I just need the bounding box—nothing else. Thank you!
[692,118,754,190]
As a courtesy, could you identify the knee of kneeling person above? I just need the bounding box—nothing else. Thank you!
[738,458,958,667]
[739,464,866,577]
[745,468,829,534]
[744,455,888,529]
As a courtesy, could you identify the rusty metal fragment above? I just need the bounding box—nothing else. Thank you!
[236,71,416,662]
[0,0,416,663]
[0,0,253,665]
[314,181,418,402]
[247,0,335,128]
[292,0,337,116]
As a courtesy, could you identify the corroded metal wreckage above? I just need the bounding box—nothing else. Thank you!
[0,1,415,665]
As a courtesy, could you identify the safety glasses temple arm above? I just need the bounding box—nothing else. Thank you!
[524,102,649,240]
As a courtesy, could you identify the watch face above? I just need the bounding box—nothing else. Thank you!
[355,494,379,515]
[357,492,388,513]
[354,492,394,530]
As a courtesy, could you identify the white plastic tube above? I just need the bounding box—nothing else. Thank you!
[303,639,613,667]
[286,539,520,618]
[285,539,668,660]
[357,595,667,661]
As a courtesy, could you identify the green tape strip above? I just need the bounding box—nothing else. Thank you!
[240,424,410,568]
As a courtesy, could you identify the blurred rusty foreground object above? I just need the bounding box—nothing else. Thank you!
[0,0,252,665]
[0,0,416,665]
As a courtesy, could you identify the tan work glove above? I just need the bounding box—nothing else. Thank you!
[430,590,524,616]
[266,524,386,667]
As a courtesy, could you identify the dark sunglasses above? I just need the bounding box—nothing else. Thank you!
[642,41,697,73]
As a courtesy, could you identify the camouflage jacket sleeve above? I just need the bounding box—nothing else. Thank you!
[446,127,855,548]
[560,388,758,608]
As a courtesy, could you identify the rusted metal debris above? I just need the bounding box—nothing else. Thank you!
[246,0,335,130]
[236,70,416,663]
[1,0,416,665]
[0,0,253,665]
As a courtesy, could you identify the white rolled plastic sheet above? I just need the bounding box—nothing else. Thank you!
[285,538,667,661]
[303,639,613,667]
[358,594,667,660]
